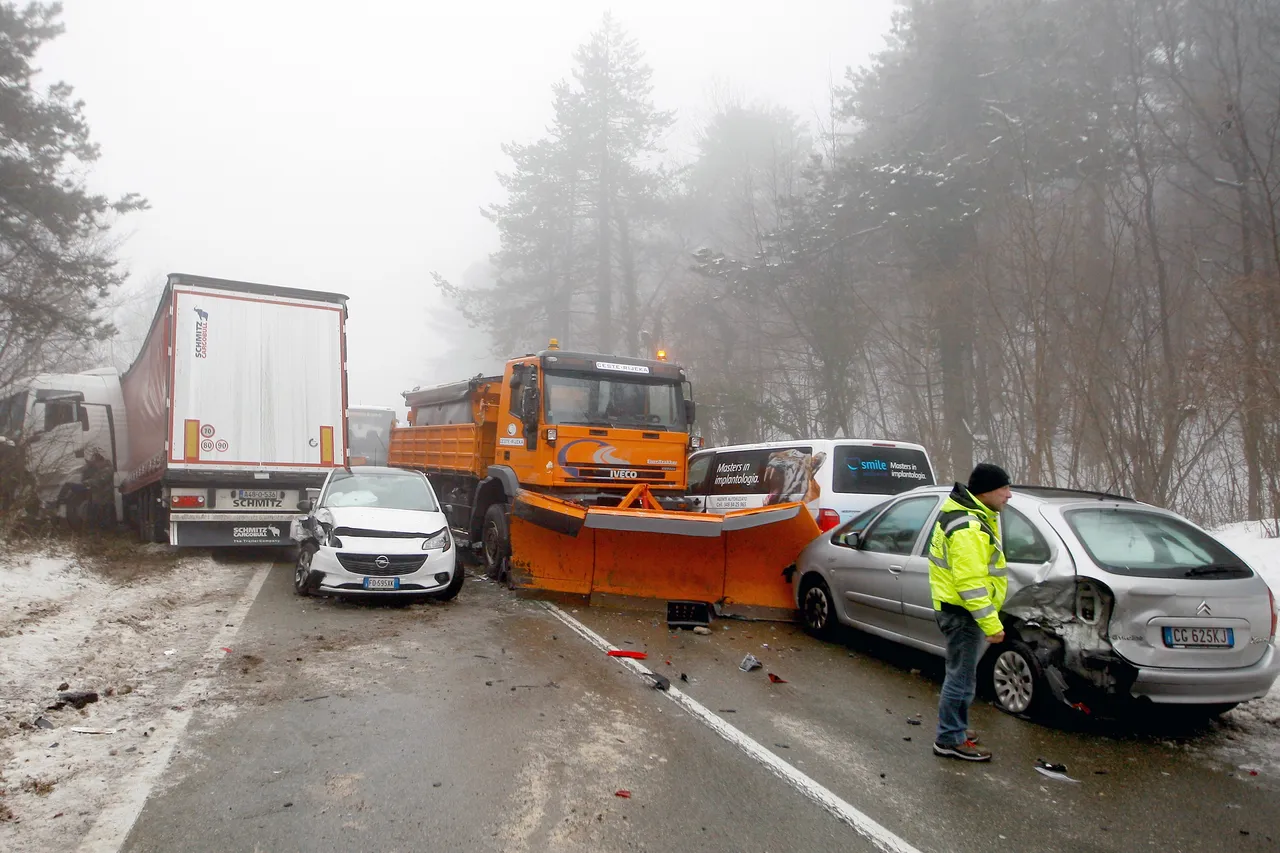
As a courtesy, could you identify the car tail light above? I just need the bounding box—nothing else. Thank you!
[817,509,840,532]
[1269,585,1277,641]
[171,495,205,508]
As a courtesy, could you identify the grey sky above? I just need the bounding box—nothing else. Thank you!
[44,0,894,409]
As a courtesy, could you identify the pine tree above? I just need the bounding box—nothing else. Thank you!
[0,2,146,389]
[439,13,672,356]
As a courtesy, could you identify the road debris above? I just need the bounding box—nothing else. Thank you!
[70,727,119,735]
[739,654,762,672]
[34,716,55,730]
[57,681,69,691]
[607,650,648,660]
[49,690,99,711]
[614,790,632,798]
[1034,759,1079,783]
[163,649,176,656]
[767,672,788,684]
[693,626,712,635]
[646,674,671,691]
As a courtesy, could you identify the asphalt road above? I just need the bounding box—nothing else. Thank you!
[117,556,1280,853]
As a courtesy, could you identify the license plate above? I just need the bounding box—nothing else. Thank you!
[362,577,399,591]
[1163,627,1234,648]
[237,489,283,499]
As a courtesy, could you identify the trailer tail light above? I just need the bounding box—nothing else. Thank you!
[171,495,205,508]
[817,509,841,532]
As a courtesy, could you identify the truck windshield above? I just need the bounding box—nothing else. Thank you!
[543,372,683,431]
[348,410,395,465]
[0,391,28,437]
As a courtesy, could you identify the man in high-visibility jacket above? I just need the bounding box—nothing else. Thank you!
[928,463,1011,762]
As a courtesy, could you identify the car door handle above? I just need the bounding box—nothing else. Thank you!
[888,565,903,574]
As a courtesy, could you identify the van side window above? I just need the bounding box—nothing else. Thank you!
[686,454,712,494]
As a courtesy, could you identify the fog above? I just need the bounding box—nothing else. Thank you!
[42,0,893,410]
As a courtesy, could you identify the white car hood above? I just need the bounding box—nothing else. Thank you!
[321,506,446,536]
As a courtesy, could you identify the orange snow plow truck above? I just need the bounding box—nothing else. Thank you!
[386,342,818,615]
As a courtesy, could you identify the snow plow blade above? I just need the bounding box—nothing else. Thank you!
[508,485,820,615]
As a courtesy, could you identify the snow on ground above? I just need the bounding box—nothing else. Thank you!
[1203,522,1280,773]
[0,542,260,852]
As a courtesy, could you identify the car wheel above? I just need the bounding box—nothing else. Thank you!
[294,544,317,596]
[431,565,466,602]
[799,575,838,640]
[988,638,1046,716]
[481,504,509,581]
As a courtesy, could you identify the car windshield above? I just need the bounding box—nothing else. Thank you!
[543,371,683,430]
[1065,507,1252,579]
[321,471,438,512]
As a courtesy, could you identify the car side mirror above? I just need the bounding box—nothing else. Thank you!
[297,499,313,513]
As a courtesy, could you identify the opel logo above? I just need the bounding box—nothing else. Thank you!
[375,555,390,569]
[1197,600,1212,617]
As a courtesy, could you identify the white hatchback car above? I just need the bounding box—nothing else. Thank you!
[292,466,462,599]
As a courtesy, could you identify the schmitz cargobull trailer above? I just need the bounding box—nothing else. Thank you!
[120,273,349,546]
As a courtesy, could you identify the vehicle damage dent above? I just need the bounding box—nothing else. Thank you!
[1002,576,1133,706]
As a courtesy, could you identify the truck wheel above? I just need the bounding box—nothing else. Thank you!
[137,493,155,544]
[152,500,170,544]
[481,504,509,581]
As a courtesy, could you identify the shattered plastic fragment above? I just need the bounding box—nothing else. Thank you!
[614,790,631,798]
[607,650,647,660]
[767,673,787,684]
[739,654,763,672]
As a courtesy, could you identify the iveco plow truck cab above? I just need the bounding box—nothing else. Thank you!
[502,345,693,500]
[389,342,695,576]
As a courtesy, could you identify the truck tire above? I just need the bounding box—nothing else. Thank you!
[137,492,155,544]
[481,504,509,581]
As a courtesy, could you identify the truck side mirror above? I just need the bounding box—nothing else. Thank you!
[684,399,696,426]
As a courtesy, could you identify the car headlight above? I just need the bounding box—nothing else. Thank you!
[422,528,452,552]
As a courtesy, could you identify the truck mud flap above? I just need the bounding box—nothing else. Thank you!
[171,520,295,547]
[508,487,820,615]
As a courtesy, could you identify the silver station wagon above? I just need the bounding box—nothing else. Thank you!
[792,485,1279,716]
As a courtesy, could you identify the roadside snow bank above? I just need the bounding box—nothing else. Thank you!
[0,544,262,852]
[1210,523,1280,772]
[1216,521,1280,595]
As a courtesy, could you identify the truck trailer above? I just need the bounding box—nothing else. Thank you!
[119,273,350,546]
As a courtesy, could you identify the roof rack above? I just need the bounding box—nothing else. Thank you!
[1012,485,1136,502]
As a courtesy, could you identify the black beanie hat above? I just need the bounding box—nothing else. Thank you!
[968,462,1011,495]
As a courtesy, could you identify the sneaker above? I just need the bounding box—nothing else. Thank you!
[934,740,992,762]
[966,729,980,743]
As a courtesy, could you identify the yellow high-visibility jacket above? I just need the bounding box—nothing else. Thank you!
[928,484,1006,636]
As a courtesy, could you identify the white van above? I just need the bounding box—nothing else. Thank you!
[685,439,936,532]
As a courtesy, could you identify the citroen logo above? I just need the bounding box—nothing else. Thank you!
[1197,600,1212,617]
[375,555,390,569]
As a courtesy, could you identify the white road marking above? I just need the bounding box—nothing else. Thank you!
[541,602,925,853]
[77,561,275,853]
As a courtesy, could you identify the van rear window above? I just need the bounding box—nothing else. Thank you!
[831,446,933,495]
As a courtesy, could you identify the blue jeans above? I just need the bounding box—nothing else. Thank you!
[935,606,987,746]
